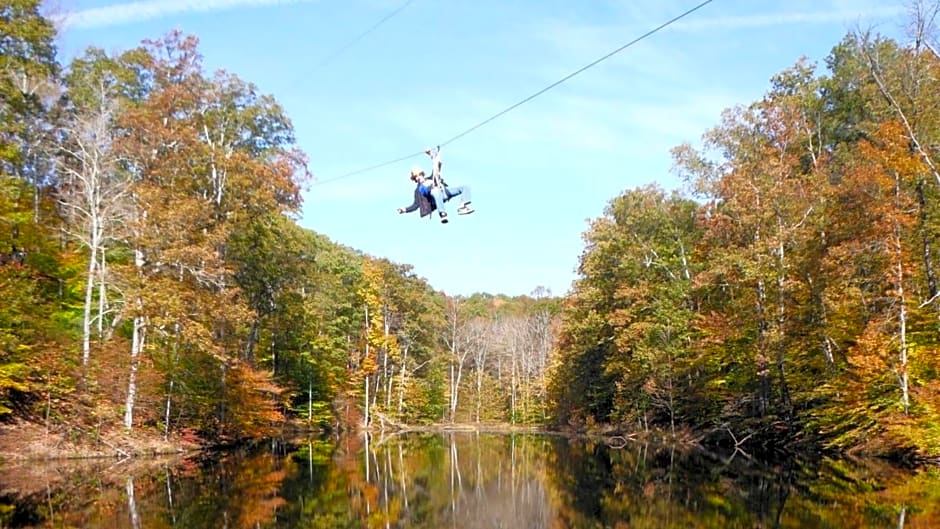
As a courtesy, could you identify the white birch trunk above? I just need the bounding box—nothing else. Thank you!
[81,239,98,366]
[894,172,911,414]
[397,344,408,415]
[124,247,145,430]
[364,375,370,428]
[97,251,106,338]
[364,305,370,428]
[450,355,465,418]
[124,312,143,430]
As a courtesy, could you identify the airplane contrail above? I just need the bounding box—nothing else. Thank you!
[61,0,320,30]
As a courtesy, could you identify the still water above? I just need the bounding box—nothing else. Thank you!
[1,432,937,528]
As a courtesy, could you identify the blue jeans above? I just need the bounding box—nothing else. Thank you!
[432,185,470,214]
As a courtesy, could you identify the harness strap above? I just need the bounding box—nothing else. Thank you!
[428,146,444,189]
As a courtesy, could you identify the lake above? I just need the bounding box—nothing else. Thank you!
[1,431,937,528]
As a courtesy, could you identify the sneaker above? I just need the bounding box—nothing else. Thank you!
[457,203,474,215]
[439,211,449,224]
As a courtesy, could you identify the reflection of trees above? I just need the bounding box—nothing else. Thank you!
[339,432,555,528]
[543,439,940,529]
[3,435,939,527]
[121,448,295,528]
[547,440,804,528]
[0,457,174,528]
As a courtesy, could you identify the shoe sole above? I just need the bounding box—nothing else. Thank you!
[458,209,474,215]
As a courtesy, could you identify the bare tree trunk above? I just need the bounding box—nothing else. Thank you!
[97,250,107,338]
[521,330,529,423]
[474,343,488,423]
[163,378,174,441]
[917,182,938,299]
[373,371,380,409]
[271,333,278,377]
[510,348,517,425]
[364,376,370,428]
[82,239,98,366]
[450,354,466,420]
[163,323,181,441]
[443,297,477,423]
[447,360,454,422]
[124,247,145,430]
[896,257,911,414]
[364,431,371,487]
[364,305,371,428]
[775,218,792,413]
[398,344,409,415]
[245,318,260,363]
[383,305,392,410]
[447,298,459,422]
[125,313,144,430]
[755,276,771,416]
[893,172,911,414]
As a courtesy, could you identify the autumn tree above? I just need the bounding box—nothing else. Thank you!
[58,48,136,366]
[113,32,305,438]
[356,258,447,427]
[0,0,61,418]
[0,0,58,222]
[547,187,703,430]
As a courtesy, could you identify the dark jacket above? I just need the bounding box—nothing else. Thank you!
[402,184,437,217]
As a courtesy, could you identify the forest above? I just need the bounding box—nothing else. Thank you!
[0,0,560,450]
[549,12,940,459]
[1,0,939,462]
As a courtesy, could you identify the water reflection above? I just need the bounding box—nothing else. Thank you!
[0,432,936,528]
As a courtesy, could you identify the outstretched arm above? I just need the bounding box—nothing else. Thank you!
[398,190,420,213]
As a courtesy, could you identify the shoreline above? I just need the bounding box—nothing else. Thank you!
[2,418,936,470]
[0,421,201,463]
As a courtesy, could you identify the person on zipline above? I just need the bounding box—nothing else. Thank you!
[397,147,473,223]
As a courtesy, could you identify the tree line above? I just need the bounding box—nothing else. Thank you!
[548,3,940,459]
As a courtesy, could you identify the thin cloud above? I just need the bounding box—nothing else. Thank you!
[672,7,906,31]
[61,0,319,30]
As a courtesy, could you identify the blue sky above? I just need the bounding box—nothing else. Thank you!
[51,0,909,297]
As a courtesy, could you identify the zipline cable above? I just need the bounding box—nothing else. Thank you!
[313,0,716,185]
[438,0,715,148]
[310,0,417,71]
